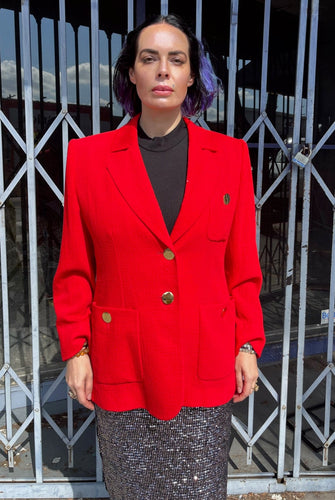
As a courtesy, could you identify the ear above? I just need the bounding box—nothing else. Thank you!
[129,68,136,84]
[187,74,194,87]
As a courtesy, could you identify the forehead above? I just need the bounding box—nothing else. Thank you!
[136,23,190,54]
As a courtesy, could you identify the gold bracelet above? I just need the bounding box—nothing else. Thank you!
[74,344,89,357]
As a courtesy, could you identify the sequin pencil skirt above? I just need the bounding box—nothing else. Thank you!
[95,402,232,500]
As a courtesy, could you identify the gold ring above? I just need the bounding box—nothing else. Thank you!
[68,389,77,399]
[254,383,259,392]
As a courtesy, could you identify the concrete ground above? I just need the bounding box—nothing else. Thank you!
[12,493,335,499]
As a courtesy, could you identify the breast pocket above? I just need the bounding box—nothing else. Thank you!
[198,298,236,380]
[207,193,234,242]
[90,303,143,384]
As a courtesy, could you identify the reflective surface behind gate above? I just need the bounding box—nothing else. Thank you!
[0,0,334,496]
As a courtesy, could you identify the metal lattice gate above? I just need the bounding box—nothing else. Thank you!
[0,0,335,496]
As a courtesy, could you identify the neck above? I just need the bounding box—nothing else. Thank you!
[139,109,183,138]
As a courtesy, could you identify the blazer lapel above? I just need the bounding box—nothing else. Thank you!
[171,119,221,243]
[106,116,172,247]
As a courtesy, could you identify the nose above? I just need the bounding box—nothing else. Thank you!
[157,59,169,79]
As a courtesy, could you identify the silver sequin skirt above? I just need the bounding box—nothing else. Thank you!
[95,402,232,500]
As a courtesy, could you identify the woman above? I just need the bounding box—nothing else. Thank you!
[53,13,265,499]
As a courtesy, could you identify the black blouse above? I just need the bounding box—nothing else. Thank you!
[138,119,188,234]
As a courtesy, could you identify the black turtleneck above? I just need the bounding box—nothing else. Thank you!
[138,119,188,234]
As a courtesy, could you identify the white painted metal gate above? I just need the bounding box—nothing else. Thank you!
[0,0,334,496]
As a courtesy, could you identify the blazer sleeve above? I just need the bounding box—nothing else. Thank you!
[53,139,96,360]
[225,140,265,357]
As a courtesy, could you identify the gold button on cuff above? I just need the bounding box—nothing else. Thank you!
[102,312,112,323]
[223,193,231,205]
[163,248,175,260]
[161,291,174,305]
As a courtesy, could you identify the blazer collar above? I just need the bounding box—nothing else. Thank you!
[106,115,221,247]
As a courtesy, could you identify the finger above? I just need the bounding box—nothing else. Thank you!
[235,369,243,395]
[76,386,94,411]
[233,379,253,403]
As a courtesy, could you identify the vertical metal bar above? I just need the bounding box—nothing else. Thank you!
[293,0,319,477]
[323,211,335,466]
[67,396,74,468]
[108,33,113,128]
[91,0,100,135]
[195,0,202,40]
[59,0,69,190]
[37,17,45,132]
[161,0,168,16]
[277,0,309,481]
[227,0,239,137]
[21,0,43,482]
[128,0,134,32]
[96,419,104,483]
[255,0,271,248]
[74,27,81,126]
[0,77,14,472]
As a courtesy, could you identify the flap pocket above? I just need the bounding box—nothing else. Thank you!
[198,298,235,380]
[90,304,143,384]
[207,195,233,242]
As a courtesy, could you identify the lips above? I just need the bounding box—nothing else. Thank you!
[152,85,173,91]
[152,85,174,96]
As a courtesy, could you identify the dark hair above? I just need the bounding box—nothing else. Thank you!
[113,14,219,117]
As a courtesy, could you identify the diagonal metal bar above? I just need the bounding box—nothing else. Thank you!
[310,120,335,159]
[302,407,326,444]
[193,115,210,130]
[256,165,291,208]
[248,408,279,447]
[8,366,33,401]
[302,364,331,402]
[311,165,335,205]
[0,110,26,152]
[0,163,27,208]
[243,113,266,143]
[65,113,86,138]
[68,411,95,447]
[42,408,71,446]
[34,111,65,157]
[35,159,64,203]
[41,367,66,405]
[231,415,249,442]
[258,370,279,403]
[6,411,35,450]
[263,116,290,159]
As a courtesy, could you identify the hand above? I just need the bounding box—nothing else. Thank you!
[66,355,94,410]
[233,351,259,403]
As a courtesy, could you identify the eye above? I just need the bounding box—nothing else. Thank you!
[142,56,155,64]
[171,57,184,65]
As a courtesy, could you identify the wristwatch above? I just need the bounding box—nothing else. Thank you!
[239,342,256,354]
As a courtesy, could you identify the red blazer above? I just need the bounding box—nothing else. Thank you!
[53,115,265,420]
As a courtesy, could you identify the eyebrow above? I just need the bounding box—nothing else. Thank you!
[138,49,187,57]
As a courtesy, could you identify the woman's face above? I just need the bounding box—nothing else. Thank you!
[129,23,194,115]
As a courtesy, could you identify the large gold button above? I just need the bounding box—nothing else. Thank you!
[161,291,174,305]
[163,248,175,260]
[223,193,231,205]
[102,312,112,323]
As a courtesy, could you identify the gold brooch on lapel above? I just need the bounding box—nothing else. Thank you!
[223,193,231,205]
